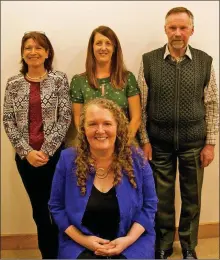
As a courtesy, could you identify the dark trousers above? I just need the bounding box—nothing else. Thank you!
[15,146,63,259]
[150,142,204,250]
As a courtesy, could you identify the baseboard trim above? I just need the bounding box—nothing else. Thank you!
[1,234,38,250]
[1,222,219,250]
[174,222,219,241]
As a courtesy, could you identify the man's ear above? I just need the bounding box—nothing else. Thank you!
[191,26,194,36]
[164,25,167,34]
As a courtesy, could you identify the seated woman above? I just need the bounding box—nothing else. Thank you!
[70,25,141,142]
[49,98,158,259]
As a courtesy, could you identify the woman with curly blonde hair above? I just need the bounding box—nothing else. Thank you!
[49,98,158,259]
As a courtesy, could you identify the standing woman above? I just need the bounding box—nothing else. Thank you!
[70,26,141,141]
[3,31,71,259]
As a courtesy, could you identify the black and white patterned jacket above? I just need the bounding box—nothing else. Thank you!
[3,70,72,159]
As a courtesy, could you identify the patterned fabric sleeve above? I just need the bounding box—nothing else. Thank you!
[69,74,84,103]
[41,73,72,156]
[137,60,150,144]
[126,72,140,97]
[3,78,33,159]
[204,64,219,145]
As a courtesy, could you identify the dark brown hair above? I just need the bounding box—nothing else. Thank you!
[165,7,194,26]
[75,98,137,195]
[20,31,54,75]
[84,25,128,89]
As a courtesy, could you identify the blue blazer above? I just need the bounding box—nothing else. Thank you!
[49,147,158,259]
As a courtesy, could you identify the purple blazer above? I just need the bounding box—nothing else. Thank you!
[49,147,158,259]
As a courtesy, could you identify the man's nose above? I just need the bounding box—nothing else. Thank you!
[175,28,181,36]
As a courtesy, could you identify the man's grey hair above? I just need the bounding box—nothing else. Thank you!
[165,7,194,27]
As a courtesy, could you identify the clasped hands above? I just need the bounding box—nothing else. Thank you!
[86,236,132,257]
[26,150,49,167]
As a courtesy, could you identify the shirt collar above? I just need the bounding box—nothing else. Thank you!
[164,44,192,60]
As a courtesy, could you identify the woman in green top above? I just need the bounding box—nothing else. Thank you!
[70,25,141,141]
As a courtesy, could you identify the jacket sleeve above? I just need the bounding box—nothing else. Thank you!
[133,161,158,234]
[41,73,72,156]
[3,79,33,159]
[48,151,71,233]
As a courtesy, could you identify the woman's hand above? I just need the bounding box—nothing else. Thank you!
[84,235,112,252]
[26,150,48,167]
[94,236,132,257]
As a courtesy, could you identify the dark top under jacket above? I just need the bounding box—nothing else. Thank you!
[82,185,120,241]
[78,185,126,259]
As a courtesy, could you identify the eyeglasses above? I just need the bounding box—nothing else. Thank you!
[24,31,46,35]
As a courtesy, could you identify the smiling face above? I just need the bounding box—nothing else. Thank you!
[84,104,117,154]
[93,32,114,65]
[165,12,194,52]
[22,38,49,69]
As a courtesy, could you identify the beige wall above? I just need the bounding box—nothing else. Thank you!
[1,1,219,235]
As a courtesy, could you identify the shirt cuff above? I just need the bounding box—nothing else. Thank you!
[205,134,217,145]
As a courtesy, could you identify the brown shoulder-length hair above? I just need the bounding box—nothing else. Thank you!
[75,98,137,195]
[20,31,54,75]
[84,25,129,89]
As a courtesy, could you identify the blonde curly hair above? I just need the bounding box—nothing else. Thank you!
[75,98,137,195]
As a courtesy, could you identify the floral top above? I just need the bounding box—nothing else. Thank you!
[70,71,140,117]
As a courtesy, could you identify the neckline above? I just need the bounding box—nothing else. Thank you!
[24,77,41,84]
[97,77,110,83]
[93,184,114,194]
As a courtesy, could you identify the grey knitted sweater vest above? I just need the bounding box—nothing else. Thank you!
[143,45,212,147]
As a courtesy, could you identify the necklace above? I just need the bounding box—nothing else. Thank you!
[96,166,111,179]
[89,153,113,179]
[26,70,47,81]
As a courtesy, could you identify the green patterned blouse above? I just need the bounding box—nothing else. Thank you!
[70,71,140,117]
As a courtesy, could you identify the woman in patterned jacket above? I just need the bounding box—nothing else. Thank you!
[3,31,71,259]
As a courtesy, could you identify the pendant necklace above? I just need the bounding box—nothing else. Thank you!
[96,166,111,179]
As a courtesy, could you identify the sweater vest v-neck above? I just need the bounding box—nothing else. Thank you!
[143,45,212,147]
